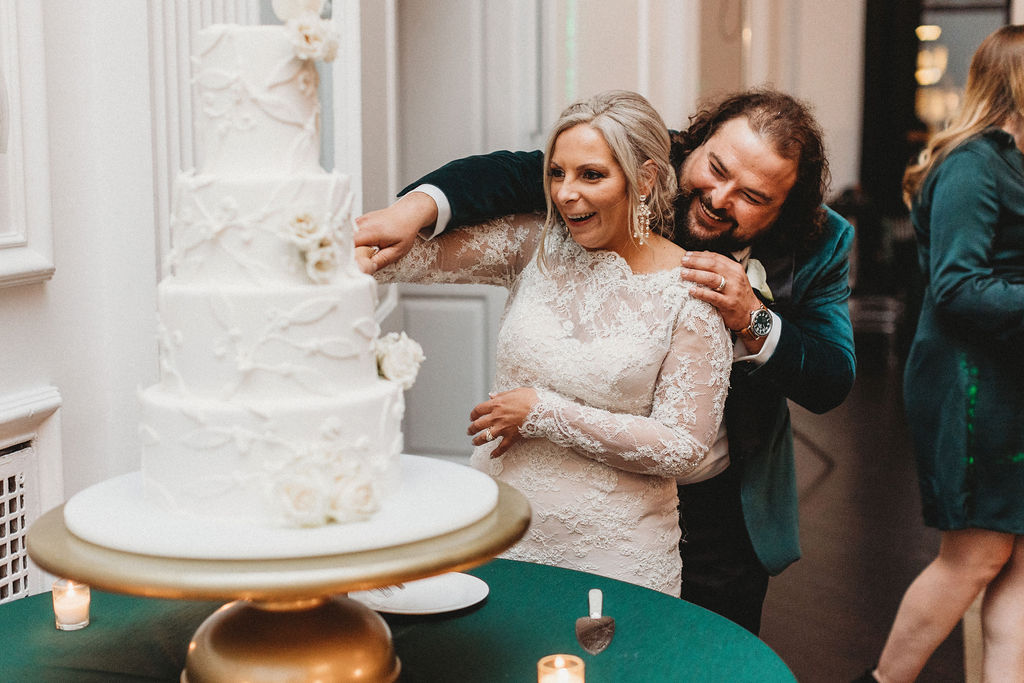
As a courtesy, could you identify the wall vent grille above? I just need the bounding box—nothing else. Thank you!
[0,441,40,603]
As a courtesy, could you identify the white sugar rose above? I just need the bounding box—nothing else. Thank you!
[329,471,380,523]
[745,258,774,303]
[305,243,340,283]
[286,212,329,251]
[375,332,425,390]
[274,473,329,527]
[272,0,323,22]
[287,13,339,62]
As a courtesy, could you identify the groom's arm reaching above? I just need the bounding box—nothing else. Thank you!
[354,150,545,271]
[401,149,546,228]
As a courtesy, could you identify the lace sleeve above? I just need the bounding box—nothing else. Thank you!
[373,213,543,288]
[519,298,731,480]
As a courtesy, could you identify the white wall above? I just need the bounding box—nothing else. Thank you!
[744,0,865,197]
[0,0,157,500]
[782,0,865,196]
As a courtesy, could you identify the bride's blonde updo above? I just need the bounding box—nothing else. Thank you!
[539,90,677,262]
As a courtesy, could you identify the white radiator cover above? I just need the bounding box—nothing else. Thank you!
[0,385,62,599]
[0,441,39,602]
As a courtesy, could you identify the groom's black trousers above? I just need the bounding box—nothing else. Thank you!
[677,464,771,635]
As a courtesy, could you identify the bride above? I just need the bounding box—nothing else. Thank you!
[360,90,731,595]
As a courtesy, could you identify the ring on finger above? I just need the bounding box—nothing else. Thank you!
[713,274,727,292]
[484,428,495,442]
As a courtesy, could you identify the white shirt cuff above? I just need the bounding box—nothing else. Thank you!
[408,184,451,239]
[733,310,781,365]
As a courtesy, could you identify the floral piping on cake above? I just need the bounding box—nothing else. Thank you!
[273,0,338,63]
[164,411,394,527]
[375,332,425,390]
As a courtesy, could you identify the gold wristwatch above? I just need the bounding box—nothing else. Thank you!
[737,303,773,342]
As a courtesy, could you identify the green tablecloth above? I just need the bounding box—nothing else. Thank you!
[0,559,794,682]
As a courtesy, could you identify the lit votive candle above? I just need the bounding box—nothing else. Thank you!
[52,579,90,631]
[537,654,585,683]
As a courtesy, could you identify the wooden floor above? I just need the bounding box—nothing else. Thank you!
[759,337,964,682]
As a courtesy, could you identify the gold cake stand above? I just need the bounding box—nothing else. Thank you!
[27,480,531,682]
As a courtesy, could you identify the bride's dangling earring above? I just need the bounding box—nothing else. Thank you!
[633,194,652,245]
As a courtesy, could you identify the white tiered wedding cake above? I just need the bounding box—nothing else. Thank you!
[62,3,498,561]
[137,13,415,530]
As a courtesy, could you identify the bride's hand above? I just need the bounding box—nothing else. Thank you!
[354,246,378,274]
[468,387,538,457]
[355,191,438,272]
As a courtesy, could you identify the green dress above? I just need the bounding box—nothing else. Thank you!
[904,128,1024,533]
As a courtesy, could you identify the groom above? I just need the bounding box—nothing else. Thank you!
[356,88,856,634]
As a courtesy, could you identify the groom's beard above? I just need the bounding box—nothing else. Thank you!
[673,187,749,254]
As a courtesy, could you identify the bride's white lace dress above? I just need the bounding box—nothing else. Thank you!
[375,214,731,595]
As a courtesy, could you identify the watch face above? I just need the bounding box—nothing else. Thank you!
[750,309,773,337]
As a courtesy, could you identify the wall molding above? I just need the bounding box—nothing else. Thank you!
[0,0,54,288]
[0,385,62,515]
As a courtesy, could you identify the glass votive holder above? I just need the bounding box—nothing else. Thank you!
[52,579,90,631]
[537,653,585,682]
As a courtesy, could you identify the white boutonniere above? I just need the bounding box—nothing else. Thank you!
[745,258,774,303]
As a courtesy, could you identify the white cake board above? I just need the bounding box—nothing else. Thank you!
[63,454,498,560]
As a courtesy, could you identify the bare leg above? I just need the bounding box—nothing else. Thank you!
[980,535,1024,681]
[873,529,1014,683]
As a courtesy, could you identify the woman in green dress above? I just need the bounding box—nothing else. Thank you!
[862,25,1024,683]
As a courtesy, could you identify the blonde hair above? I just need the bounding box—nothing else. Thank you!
[538,90,676,266]
[904,25,1024,202]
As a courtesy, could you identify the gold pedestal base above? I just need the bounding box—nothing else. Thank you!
[183,597,400,683]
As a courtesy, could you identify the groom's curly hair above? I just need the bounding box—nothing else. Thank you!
[671,88,831,253]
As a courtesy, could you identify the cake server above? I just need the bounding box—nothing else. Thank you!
[575,588,615,655]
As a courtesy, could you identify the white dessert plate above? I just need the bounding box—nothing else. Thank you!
[348,572,489,615]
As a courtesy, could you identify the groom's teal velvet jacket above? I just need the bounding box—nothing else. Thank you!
[403,149,856,575]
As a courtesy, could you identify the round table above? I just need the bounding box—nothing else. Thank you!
[1,559,795,682]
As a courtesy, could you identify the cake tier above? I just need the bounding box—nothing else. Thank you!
[139,381,404,528]
[193,25,322,175]
[156,277,380,400]
[168,172,354,286]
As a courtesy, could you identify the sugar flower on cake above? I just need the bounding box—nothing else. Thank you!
[284,212,344,283]
[274,470,331,527]
[274,441,383,525]
[328,466,381,523]
[287,14,339,63]
[375,332,425,390]
[286,212,329,251]
[305,241,341,283]
[275,0,339,64]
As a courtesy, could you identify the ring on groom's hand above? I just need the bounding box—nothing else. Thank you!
[713,274,727,292]
[484,428,495,442]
